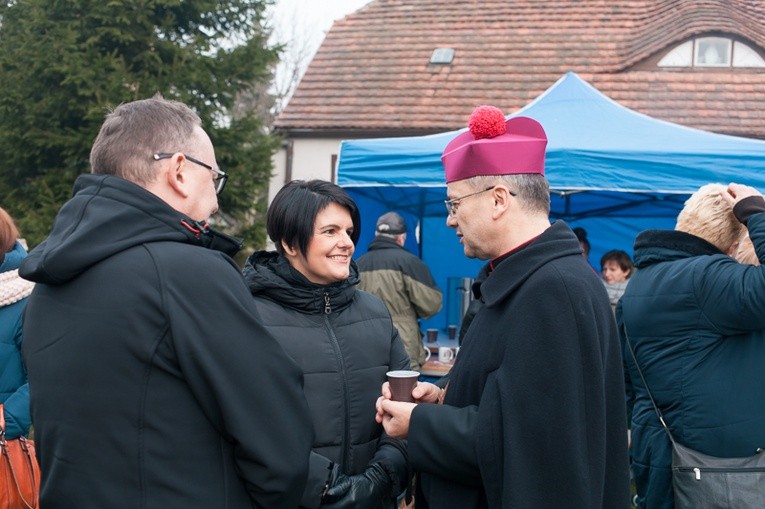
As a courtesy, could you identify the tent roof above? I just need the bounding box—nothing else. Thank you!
[337,72,765,219]
[338,72,765,330]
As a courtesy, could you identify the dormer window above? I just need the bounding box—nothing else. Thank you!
[658,37,765,68]
[696,37,731,66]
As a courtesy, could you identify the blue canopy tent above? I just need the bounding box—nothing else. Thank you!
[337,72,765,329]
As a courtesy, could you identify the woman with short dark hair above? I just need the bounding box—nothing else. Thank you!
[600,249,633,312]
[243,179,410,508]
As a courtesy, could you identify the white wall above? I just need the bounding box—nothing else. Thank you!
[268,137,344,204]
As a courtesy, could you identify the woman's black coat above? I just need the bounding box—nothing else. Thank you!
[244,252,410,508]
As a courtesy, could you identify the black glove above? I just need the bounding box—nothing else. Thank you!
[370,440,409,497]
[733,195,765,225]
[320,462,392,509]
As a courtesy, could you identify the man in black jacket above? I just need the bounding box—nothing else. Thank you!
[20,96,313,508]
[376,106,631,508]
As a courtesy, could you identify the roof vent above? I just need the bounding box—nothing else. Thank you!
[430,48,455,64]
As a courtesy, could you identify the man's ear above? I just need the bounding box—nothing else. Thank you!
[164,155,190,198]
[491,185,512,218]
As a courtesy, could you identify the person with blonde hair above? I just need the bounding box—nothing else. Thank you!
[0,207,33,441]
[617,182,765,508]
[675,183,746,255]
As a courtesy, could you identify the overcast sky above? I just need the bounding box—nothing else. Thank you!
[269,0,372,40]
[267,0,373,108]
[267,0,373,64]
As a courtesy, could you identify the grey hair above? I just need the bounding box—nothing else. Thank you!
[467,174,550,215]
[90,94,202,186]
[376,232,403,240]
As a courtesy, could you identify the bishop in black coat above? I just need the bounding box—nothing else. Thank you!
[407,221,630,508]
[377,109,631,508]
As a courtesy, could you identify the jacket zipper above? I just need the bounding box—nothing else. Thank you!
[323,292,351,471]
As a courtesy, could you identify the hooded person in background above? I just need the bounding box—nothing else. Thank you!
[357,212,442,370]
[19,96,313,508]
[376,105,630,508]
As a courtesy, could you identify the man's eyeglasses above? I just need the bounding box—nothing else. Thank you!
[153,153,228,195]
[444,186,516,216]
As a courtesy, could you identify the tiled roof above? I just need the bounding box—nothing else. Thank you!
[275,0,765,139]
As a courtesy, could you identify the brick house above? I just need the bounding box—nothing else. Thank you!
[269,0,765,198]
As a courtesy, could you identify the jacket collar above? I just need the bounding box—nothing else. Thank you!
[243,250,359,314]
[20,174,241,284]
[633,230,722,269]
[367,236,403,251]
[180,220,242,258]
[478,221,582,307]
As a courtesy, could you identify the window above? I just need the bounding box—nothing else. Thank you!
[733,41,765,67]
[695,37,731,66]
[658,37,765,68]
[430,48,455,64]
[659,41,693,67]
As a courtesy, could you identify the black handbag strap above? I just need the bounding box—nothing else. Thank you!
[624,328,677,445]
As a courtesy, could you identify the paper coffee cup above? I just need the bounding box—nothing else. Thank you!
[386,370,420,402]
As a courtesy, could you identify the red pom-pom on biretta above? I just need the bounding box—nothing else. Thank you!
[468,105,507,140]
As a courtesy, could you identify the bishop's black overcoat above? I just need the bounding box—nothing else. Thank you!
[408,221,631,508]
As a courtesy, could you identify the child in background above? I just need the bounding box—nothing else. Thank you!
[601,249,633,312]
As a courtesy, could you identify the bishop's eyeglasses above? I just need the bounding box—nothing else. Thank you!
[444,186,517,216]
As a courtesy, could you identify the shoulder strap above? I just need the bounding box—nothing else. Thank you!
[623,328,677,445]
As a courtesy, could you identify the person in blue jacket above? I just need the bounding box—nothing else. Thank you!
[0,207,33,440]
[617,182,765,509]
